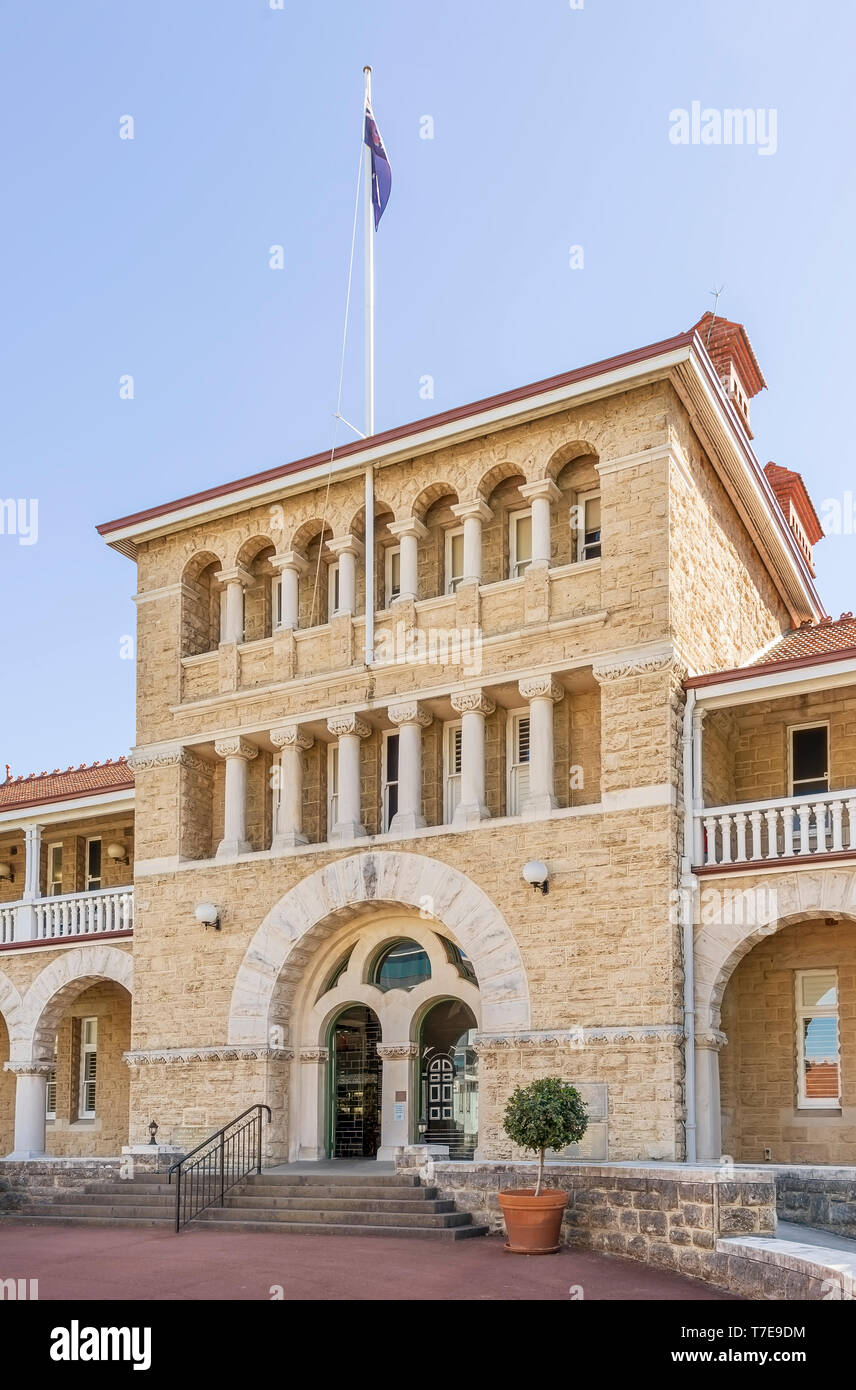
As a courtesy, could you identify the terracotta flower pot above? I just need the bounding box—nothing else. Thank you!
[497,1188,568,1254]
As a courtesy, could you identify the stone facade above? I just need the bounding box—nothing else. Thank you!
[4,330,845,1175]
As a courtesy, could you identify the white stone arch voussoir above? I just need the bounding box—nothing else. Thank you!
[694,869,856,1034]
[12,945,134,1063]
[228,850,531,1045]
[0,971,26,1056]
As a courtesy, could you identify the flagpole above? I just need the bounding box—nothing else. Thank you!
[363,65,375,668]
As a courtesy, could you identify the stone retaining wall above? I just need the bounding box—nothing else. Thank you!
[0,1151,178,1212]
[775,1167,856,1240]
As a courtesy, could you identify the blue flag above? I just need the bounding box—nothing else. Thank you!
[365,99,391,229]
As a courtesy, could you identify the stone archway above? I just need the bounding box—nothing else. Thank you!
[12,944,134,1063]
[692,868,856,1160]
[228,850,530,1047]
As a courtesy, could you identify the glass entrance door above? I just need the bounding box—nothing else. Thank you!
[329,1005,382,1158]
[419,999,478,1159]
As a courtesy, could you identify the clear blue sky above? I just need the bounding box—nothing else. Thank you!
[1,0,854,776]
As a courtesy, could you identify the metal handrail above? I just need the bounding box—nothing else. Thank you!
[168,1103,271,1232]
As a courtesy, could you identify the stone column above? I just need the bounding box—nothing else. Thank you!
[214,736,259,858]
[376,1043,420,1160]
[519,478,560,568]
[271,550,308,630]
[387,702,432,835]
[15,824,42,941]
[451,689,495,825]
[326,535,364,614]
[270,725,314,850]
[215,566,253,644]
[327,715,370,842]
[386,519,428,602]
[518,676,564,816]
[5,1062,53,1159]
[695,1031,724,1161]
[450,500,493,585]
[297,1047,329,1161]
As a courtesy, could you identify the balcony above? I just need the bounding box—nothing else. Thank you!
[696,790,856,869]
[0,886,134,947]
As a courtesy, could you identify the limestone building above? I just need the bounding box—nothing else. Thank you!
[2,313,853,1169]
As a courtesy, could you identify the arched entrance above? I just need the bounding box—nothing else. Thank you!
[419,998,478,1159]
[329,1004,382,1158]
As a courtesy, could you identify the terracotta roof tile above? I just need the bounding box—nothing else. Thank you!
[0,758,134,811]
[755,615,856,665]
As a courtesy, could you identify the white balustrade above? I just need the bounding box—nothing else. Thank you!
[0,904,16,945]
[34,887,134,941]
[698,793,856,867]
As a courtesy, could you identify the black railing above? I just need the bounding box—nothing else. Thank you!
[168,1103,271,1232]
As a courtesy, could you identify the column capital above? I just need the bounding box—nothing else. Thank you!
[376,1043,420,1061]
[695,1029,727,1052]
[214,566,254,588]
[519,478,561,504]
[214,736,259,761]
[518,675,564,703]
[299,1047,330,1063]
[451,689,495,717]
[388,701,433,728]
[4,1060,55,1076]
[450,498,493,524]
[327,714,371,740]
[270,724,314,751]
[692,707,708,729]
[270,549,309,574]
[387,517,428,542]
[326,533,365,560]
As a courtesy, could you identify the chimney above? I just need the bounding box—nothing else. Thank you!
[764,462,824,575]
[691,311,766,436]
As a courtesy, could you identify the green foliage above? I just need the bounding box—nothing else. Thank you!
[503,1078,588,1184]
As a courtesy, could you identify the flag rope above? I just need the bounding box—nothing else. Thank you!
[307,133,365,629]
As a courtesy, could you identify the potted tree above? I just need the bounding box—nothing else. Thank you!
[498,1077,588,1254]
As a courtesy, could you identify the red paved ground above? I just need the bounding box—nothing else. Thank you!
[1,1225,739,1300]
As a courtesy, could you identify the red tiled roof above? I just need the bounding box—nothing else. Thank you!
[690,312,767,396]
[0,758,134,811]
[755,615,856,665]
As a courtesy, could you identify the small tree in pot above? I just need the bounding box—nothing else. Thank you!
[498,1078,589,1254]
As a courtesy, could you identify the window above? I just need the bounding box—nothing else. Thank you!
[78,1017,97,1119]
[46,1033,58,1120]
[327,742,339,833]
[445,528,465,593]
[317,947,354,1000]
[328,561,340,617]
[507,711,530,815]
[576,491,601,561]
[382,732,399,831]
[48,843,63,896]
[372,939,432,992]
[85,839,102,892]
[443,721,462,823]
[273,574,283,630]
[509,509,533,578]
[796,971,840,1108]
[790,723,829,797]
[384,546,401,606]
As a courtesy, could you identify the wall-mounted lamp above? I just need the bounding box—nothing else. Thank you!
[522,860,549,895]
[194,901,221,931]
[0,862,14,883]
[106,842,129,864]
[148,1119,159,1147]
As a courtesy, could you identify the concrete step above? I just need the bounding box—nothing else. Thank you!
[196,1204,472,1229]
[221,1194,454,1214]
[21,1202,174,1220]
[197,1217,488,1240]
[247,1172,422,1187]
[6,1214,174,1229]
[239,1182,441,1202]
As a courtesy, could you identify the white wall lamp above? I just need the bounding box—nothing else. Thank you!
[522,860,549,895]
[106,842,129,864]
[0,862,14,883]
[194,901,222,931]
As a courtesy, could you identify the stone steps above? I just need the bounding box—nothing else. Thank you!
[8,1170,487,1241]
